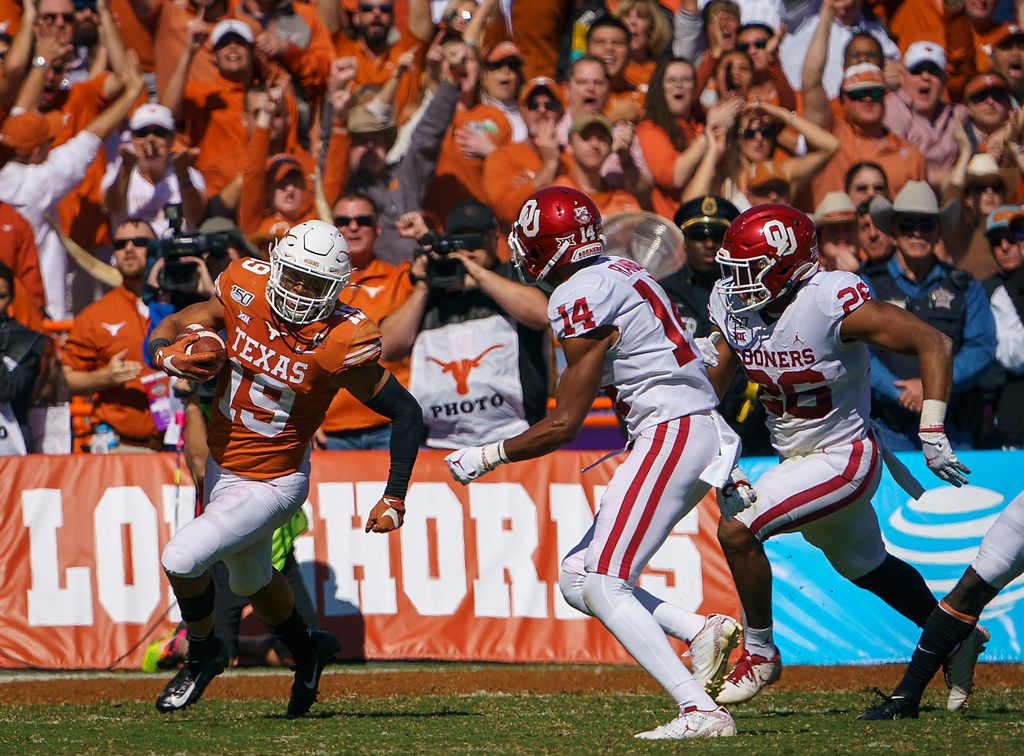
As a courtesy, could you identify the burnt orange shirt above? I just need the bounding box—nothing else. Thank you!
[551,173,641,217]
[238,124,316,237]
[483,141,545,229]
[624,59,656,90]
[605,85,644,122]
[636,118,703,221]
[49,75,113,249]
[235,3,333,95]
[0,202,43,309]
[813,116,927,205]
[111,0,156,72]
[210,257,382,477]
[425,103,513,225]
[334,27,426,125]
[0,0,21,34]
[63,286,160,442]
[147,0,232,94]
[321,256,413,432]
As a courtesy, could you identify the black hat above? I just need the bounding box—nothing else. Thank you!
[673,195,739,238]
[446,200,497,233]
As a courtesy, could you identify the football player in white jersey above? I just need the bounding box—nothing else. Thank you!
[860,489,1024,719]
[445,187,745,740]
[703,204,984,706]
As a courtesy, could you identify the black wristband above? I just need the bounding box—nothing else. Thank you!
[365,373,423,499]
[148,337,170,366]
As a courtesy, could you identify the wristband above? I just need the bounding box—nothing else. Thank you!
[148,337,171,366]
[482,440,509,470]
[919,399,947,431]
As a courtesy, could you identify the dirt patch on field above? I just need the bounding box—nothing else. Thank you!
[0,664,1020,705]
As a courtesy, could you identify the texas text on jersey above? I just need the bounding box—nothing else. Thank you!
[708,268,873,458]
[209,257,382,477]
[547,255,719,439]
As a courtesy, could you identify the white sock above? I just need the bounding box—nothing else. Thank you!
[636,588,707,643]
[582,572,716,710]
[744,625,775,657]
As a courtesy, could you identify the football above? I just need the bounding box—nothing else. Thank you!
[176,324,227,373]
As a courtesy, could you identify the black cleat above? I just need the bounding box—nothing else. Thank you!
[286,629,341,718]
[857,688,920,721]
[155,638,229,713]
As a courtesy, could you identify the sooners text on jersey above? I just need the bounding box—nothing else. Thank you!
[548,256,718,439]
[709,269,873,457]
[209,258,382,478]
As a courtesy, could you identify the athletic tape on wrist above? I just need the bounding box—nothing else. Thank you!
[919,399,947,430]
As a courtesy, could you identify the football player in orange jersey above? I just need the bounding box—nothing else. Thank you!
[146,219,423,717]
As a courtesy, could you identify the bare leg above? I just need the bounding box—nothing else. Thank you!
[717,517,773,629]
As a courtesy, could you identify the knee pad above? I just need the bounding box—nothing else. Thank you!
[821,530,887,580]
[558,568,589,616]
[581,571,631,619]
[161,542,207,579]
[225,555,273,597]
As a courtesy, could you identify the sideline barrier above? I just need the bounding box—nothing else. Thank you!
[3,450,1023,669]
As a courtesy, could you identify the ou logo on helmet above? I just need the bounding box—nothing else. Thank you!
[518,199,541,237]
[763,219,797,257]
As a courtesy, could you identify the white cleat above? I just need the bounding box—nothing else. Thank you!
[945,625,989,711]
[689,614,743,699]
[634,705,737,740]
[716,649,782,704]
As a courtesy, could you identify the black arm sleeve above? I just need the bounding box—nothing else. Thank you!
[365,373,424,499]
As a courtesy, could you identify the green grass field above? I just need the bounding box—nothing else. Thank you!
[2,682,1023,754]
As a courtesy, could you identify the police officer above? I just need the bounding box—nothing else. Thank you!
[865,182,996,449]
[658,195,773,456]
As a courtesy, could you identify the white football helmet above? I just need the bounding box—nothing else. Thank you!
[267,220,351,324]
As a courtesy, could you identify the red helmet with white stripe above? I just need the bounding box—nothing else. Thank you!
[716,204,818,313]
[509,186,604,286]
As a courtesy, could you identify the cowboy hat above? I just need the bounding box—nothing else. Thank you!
[869,181,960,236]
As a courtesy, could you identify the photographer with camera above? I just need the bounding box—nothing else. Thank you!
[101,103,206,238]
[380,200,549,449]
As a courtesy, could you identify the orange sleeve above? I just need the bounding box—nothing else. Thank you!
[315,314,382,375]
[321,127,351,207]
[341,318,383,371]
[636,121,680,191]
[279,6,333,95]
[695,53,718,99]
[483,145,541,227]
[239,125,273,237]
[62,313,100,372]
[766,60,797,111]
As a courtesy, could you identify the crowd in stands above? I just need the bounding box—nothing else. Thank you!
[3,0,1024,457]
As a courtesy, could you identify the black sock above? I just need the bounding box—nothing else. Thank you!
[851,555,938,627]
[270,608,315,664]
[893,604,976,702]
[186,631,220,660]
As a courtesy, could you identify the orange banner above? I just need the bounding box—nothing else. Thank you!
[0,451,739,669]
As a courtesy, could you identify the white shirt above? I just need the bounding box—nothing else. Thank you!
[991,284,1024,373]
[780,12,900,98]
[100,156,206,238]
[0,130,102,319]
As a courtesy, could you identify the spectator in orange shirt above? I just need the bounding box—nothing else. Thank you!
[553,114,641,217]
[0,201,44,312]
[614,0,672,92]
[963,71,1014,155]
[478,41,525,142]
[990,25,1024,105]
[317,194,413,450]
[802,13,928,206]
[587,15,643,122]
[62,219,165,451]
[483,76,564,234]
[735,22,796,110]
[636,58,705,221]
[333,0,433,125]
[556,56,609,144]
[424,41,513,228]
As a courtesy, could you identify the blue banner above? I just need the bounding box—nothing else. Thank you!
[740,450,1024,665]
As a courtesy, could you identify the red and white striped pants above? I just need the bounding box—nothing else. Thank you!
[736,434,888,579]
[570,414,720,584]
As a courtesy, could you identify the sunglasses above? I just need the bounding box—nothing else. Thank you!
[485,57,522,71]
[846,88,886,102]
[851,183,887,194]
[358,2,392,12]
[737,38,768,53]
[969,87,1011,105]
[685,230,725,243]
[895,216,938,234]
[113,236,152,250]
[444,8,473,24]
[740,125,777,140]
[908,62,943,77]
[334,214,375,228]
[42,11,75,22]
[969,181,1003,194]
[987,231,1013,246]
[132,126,171,139]
[525,97,560,113]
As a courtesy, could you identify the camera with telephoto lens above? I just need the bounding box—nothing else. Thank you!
[417,231,484,289]
[149,204,231,304]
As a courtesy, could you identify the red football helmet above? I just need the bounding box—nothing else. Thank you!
[509,186,604,286]
[716,204,819,313]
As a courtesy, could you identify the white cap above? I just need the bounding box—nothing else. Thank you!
[129,103,175,132]
[211,19,254,48]
[904,41,946,72]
